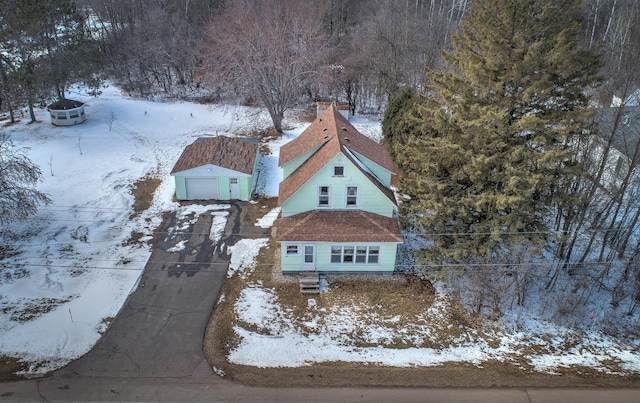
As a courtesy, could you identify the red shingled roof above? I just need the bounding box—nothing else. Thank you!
[275,210,403,243]
[170,136,258,175]
[278,105,397,205]
[279,105,395,171]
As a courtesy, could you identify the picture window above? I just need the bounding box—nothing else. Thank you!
[330,245,380,264]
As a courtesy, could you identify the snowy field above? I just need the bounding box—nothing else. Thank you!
[1,84,639,376]
[0,84,281,373]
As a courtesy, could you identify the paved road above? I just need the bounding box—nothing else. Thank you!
[2,378,640,402]
[1,201,639,401]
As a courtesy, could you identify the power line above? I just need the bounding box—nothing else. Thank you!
[0,259,629,274]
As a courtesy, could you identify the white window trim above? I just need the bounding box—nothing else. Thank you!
[346,185,358,207]
[286,245,299,255]
[330,245,380,264]
[333,165,345,177]
[318,185,330,207]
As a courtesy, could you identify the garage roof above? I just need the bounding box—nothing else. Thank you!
[171,136,259,175]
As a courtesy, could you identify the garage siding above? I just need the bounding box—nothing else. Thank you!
[185,177,219,200]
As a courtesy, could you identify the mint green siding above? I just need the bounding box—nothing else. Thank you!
[282,143,325,178]
[174,176,187,199]
[172,164,254,201]
[281,153,395,218]
[281,242,398,273]
[348,149,393,187]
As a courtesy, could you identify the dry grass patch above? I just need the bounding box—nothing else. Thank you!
[129,174,162,219]
[1,296,75,322]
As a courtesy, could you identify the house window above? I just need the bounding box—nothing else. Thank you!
[331,246,342,263]
[346,186,358,207]
[368,247,379,264]
[331,245,380,264]
[230,177,238,184]
[356,246,367,263]
[333,165,344,177]
[318,185,330,206]
[343,246,354,263]
[286,245,298,255]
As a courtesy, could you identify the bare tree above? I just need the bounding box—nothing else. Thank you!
[202,0,334,132]
[0,135,51,226]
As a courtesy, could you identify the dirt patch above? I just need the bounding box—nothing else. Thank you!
[0,356,27,381]
[245,197,278,226]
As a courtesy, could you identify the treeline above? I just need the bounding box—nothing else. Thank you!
[80,0,467,103]
[1,0,467,127]
[2,1,636,124]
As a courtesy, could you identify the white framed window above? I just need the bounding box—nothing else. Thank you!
[318,185,330,206]
[346,186,358,207]
[368,247,379,264]
[331,246,342,263]
[333,165,345,177]
[343,246,354,263]
[230,177,238,184]
[331,245,380,264]
[286,245,299,255]
[355,246,368,263]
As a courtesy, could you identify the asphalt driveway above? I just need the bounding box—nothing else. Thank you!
[56,201,268,380]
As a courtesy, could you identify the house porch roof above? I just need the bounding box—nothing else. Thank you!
[275,210,403,243]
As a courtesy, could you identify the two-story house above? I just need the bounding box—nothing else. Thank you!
[275,104,403,273]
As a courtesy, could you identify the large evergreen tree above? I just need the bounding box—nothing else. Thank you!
[391,0,602,264]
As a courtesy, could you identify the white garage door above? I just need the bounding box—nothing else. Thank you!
[185,177,218,200]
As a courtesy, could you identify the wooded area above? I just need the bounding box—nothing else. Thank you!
[1,0,640,329]
[3,1,636,124]
[383,0,640,325]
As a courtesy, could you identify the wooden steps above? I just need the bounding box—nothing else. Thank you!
[299,272,320,294]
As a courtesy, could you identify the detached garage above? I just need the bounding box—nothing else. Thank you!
[170,136,259,201]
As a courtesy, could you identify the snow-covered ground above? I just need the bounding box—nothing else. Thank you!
[1,84,639,376]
